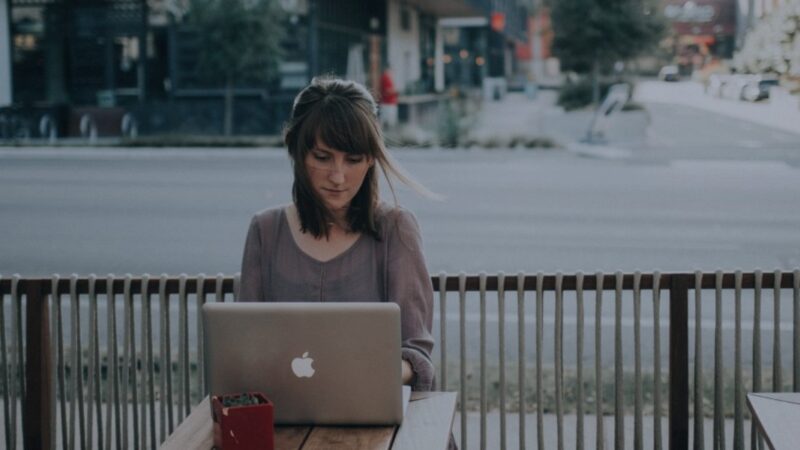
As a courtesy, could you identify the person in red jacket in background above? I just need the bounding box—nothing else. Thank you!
[379,66,399,128]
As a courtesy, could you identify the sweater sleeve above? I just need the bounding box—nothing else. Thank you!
[237,215,264,302]
[386,208,435,391]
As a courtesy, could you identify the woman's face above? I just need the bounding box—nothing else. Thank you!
[304,138,372,215]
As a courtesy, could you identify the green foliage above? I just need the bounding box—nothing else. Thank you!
[221,393,262,407]
[557,78,633,110]
[186,0,285,87]
[734,2,800,75]
[550,0,667,74]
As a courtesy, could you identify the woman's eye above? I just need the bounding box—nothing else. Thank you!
[313,153,329,161]
[347,157,364,164]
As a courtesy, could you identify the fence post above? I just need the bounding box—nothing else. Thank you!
[24,279,52,450]
[669,274,690,450]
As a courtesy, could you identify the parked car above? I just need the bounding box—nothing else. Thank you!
[658,65,680,82]
[720,75,756,100]
[741,76,780,102]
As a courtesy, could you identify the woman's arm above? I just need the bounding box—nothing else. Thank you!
[387,208,435,391]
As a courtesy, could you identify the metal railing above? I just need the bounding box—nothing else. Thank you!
[1,270,798,449]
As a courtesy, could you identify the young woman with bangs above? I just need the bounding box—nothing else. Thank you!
[237,77,436,392]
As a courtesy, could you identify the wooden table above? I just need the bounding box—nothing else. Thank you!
[160,392,456,450]
[746,392,800,450]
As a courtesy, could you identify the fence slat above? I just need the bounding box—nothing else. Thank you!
[159,275,173,439]
[497,272,507,450]
[121,276,132,450]
[794,270,800,392]
[633,271,643,450]
[614,272,624,450]
[555,273,564,450]
[669,273,690,450]
[653,271,663,450]
[595,272,605,450]
[576,272,585,450]
[773,270,782,392]
[70,276,86,450]
[142,275,157,450]
[479,273,487,450]
[733,271,743,450]
[438,273,447,393]
[713,271,724,450]
[11,275,22,450]
[693,271,704,450]
[516,272,525,450]
[53,275,67,450]
[536,272,544,450]
[0,275,10,450]
[178,275,189,420]
[458,273,467,450]
[196,274,206,406]
[752,271,763,450]
[87,275,103,450]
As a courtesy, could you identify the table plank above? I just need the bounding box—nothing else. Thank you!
[747,393,800,450]
[276,427,311,450]
[302,426,394,450]
[392,392,457,450]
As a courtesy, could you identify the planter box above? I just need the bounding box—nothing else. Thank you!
[211,392,274,450]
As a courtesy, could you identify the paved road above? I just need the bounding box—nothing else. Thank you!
[2,147,799,276]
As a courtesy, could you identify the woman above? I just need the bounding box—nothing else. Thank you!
[237,77,435,392]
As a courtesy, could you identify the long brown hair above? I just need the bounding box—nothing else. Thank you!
[284,77,431,239]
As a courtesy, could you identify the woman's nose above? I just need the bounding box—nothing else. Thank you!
[328,164,345,184]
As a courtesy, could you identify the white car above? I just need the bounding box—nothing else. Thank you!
[658,65,680,82]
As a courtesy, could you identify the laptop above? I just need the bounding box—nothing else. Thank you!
[202,302,408,425]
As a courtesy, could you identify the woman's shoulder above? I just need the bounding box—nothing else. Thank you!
[249,205,288,234]
[252,205,287,223]
[376,202,417,224]
[376,202,422,241]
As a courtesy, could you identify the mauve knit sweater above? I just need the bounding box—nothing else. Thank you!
[237,204,435,391]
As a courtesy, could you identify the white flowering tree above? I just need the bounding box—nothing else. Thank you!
[734,1,800,76]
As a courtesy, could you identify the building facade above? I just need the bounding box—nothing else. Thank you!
[0,0,529,136]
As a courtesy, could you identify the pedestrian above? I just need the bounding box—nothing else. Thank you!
[237,76,435,392]
[379,66,399,128]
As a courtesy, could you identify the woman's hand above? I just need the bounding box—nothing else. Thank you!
[401,359,415,385]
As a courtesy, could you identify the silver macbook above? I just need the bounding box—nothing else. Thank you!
[203,302,406,425]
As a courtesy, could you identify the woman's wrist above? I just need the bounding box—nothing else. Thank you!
[401,359,415,385]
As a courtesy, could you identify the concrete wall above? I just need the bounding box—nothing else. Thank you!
[0,0,12,106]
[387,0,421,93]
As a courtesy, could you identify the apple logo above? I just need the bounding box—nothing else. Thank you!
[291,351,315,378]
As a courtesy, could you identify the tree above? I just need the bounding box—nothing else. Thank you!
[734,2,800,76]
[186,0,284,135]
[549,0,666,103]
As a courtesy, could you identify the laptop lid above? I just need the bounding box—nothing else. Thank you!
[203,302,404,425]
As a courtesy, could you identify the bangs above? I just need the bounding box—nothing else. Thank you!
[297,94,379,157]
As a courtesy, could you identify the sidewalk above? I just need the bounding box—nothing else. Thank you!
[468,90,649,158]
[634,80,800,137]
